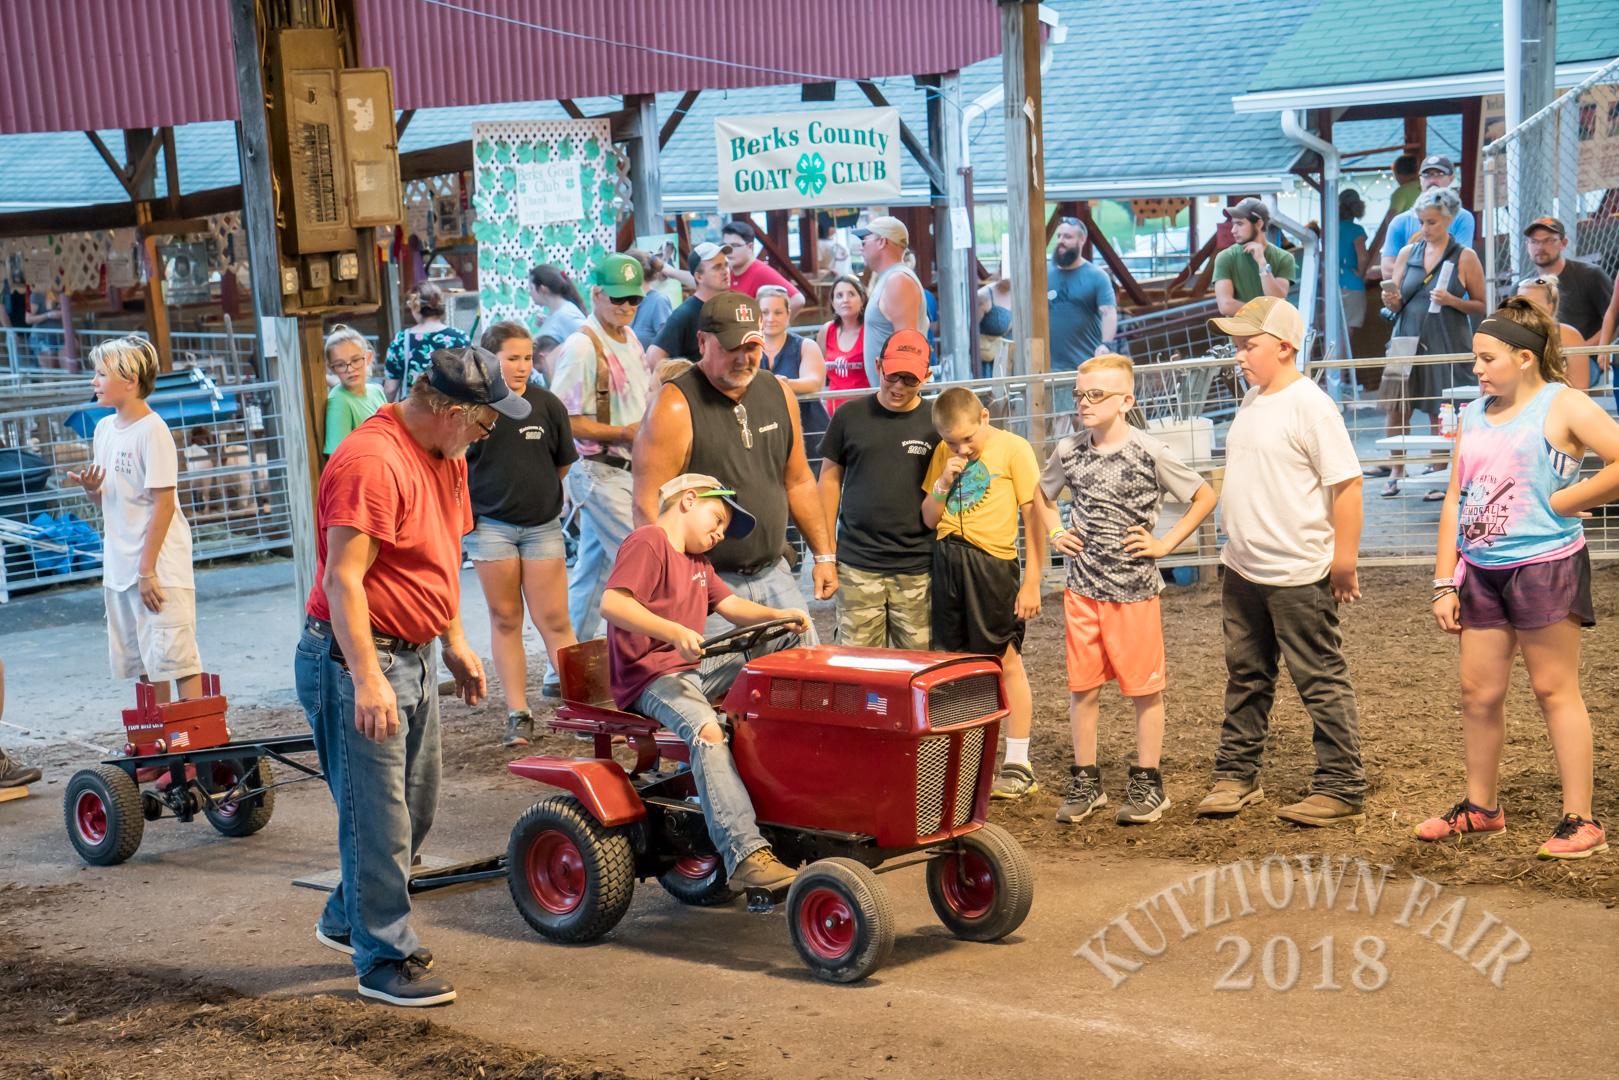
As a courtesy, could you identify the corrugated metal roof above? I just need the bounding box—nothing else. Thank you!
[0,0,1000,136]
[0,0,239,134]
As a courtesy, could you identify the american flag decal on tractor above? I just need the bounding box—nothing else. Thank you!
[865,692,887,716]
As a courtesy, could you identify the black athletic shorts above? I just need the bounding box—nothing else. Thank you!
[931,534,1025,655]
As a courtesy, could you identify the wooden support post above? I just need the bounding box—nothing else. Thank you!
[798,208,817,277]
[1404,116,1426,160]
[626,94,663,242]
[1000,0,1050,437]
[124,128,174,373]
[765,210,792,273]
[1459,98,1482,220]
[1075,203,1150,306]
[227,0,320,606]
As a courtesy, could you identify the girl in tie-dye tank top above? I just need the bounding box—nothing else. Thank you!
[1417,298,1619,861]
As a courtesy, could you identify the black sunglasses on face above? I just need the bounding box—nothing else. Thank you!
[882,372,920,387]
[607,293,644,306]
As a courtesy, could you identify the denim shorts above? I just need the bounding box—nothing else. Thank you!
[465,516,565,562]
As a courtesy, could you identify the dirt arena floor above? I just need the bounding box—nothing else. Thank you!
[5,562,1617,1078]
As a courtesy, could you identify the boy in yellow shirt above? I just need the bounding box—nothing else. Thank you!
[921,387,1046,799]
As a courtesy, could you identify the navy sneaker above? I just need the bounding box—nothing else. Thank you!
[317,926,432,968]
[357,955,456,1007]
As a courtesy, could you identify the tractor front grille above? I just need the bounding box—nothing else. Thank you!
[927,673,1000,728]
[915,727,986,836]
[915,736,950,836]
[954,726,985,827]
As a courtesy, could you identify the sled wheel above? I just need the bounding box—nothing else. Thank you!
[64,765,145,866]
[786,858,894,984]
[202,758,276,838]
[658,855,738,907]
[925,822,1034,941]
[507,795,634,943]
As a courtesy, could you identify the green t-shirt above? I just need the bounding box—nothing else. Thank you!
[324,383,386,454]
[1213,243,1297,304]
[1388,180,1422,217]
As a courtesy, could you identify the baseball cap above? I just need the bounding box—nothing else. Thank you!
[686,241,733,273]
[698,291,766,350]
[852,215,909,247]
[589,252,644,299]
[878,328,931,380]
[657,473,757,539]
[1208,296,1304,350]
[1420,154,1455,175]
[1223,197,1271,224]
[426,346,531,419]
[1523,215,1566,237]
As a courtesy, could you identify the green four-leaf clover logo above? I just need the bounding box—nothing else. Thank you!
[794,152,827,198]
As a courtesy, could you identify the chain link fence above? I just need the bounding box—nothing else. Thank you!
[1483,57,1619,310]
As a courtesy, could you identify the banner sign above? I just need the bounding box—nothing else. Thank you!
[472,118,617,335]
[715,107,901,213]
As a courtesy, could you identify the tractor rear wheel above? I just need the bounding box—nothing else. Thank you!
[64,765,144,866]
[658,855,738,906]
[925,822,1033,941]
[507,795,634,943]
[202,757,276,838]
[786,858,894,984]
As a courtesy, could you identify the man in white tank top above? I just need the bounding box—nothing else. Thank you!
[857,216,929,384]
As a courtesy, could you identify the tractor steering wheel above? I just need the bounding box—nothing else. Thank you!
[699,616,805,659]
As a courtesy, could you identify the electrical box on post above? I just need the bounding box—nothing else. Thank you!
[259,27,400,315]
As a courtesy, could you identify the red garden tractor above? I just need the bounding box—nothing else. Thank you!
[505,619,1034,983]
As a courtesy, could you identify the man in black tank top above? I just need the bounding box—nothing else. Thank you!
[634,292,838,645]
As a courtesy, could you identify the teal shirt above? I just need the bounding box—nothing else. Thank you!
[324,383,386,454]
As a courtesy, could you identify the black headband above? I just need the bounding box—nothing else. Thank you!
[1478,315,1547,357]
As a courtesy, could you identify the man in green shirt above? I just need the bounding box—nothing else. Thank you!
[1386,154,1421,216]
[1213,198,1296,315]
[323,325,388,454]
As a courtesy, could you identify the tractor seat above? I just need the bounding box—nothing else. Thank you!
[552,639,690,764]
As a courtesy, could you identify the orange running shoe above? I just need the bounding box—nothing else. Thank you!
[1537,814,1608,860]
[1412,800,1506,842]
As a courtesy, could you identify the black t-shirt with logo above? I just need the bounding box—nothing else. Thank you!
[819,395,941,574]
[466,384,579,527]
[1553,257,1615,341]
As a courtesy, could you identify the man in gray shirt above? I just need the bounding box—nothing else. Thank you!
[857,216,929,385]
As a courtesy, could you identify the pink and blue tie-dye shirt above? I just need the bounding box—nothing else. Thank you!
[1455,383,1584,569]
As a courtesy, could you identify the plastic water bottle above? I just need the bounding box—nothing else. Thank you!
[1439,402,1457,438]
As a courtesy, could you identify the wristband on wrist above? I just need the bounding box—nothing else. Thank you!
[138,572,157,580]
[1432,576,1456,589]
[812,553,837,565]
[1047,526,1066,543]
[931,486,950,502]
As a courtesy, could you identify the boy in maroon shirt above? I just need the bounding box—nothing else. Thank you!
[602,473,807,891]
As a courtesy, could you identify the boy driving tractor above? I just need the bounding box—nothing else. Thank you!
[600,473,810,892]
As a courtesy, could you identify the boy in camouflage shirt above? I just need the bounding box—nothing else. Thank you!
[1037,355,1216,824]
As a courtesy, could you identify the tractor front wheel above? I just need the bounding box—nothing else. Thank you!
[507,795,635,943]
[64,765,144,866]
[786,858,894,984]
[925,822,1033,942]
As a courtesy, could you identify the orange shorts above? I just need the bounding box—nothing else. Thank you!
[1063,591,1166,696]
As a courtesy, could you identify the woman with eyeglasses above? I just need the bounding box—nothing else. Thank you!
[815,273,870,415]
[1378,187,1485,499]
[382,280,469,402]
[757,284,828,459]
[466,321,580,746]
[322,325,387,455]
[1517,274,1595,390]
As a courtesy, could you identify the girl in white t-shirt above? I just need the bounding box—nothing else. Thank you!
[66,337,203,702]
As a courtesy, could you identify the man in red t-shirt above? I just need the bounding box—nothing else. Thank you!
[297,345,527,1008]
[601,473,807,892]
[722,220,804,317]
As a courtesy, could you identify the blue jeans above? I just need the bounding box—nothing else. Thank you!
[635,654,767,876]
[295,619,440,977]
[565,459,635,642]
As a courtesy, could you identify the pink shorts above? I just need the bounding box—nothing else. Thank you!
[1063,591,1166,697]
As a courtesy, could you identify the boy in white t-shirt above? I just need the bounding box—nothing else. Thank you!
[1197,298,1366,827]
[66,336,203,701]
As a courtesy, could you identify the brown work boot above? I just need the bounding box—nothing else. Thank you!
[1195,777,1264,817]
[1277,794,1364,827]
[730,848,796,891]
